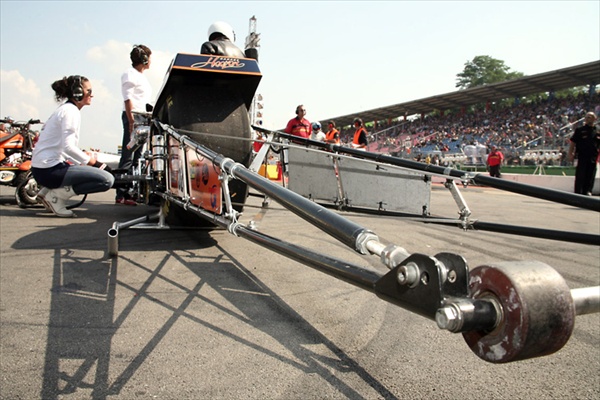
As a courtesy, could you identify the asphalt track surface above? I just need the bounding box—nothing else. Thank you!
[0,182,599,399]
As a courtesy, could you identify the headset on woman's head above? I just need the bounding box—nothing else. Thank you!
[71,75,84,101]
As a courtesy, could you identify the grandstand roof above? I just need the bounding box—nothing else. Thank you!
[324,60,600,129]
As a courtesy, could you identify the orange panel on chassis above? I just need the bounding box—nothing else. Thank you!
[187,149,221,214]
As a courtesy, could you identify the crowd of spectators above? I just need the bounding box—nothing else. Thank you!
[338,91,599,166]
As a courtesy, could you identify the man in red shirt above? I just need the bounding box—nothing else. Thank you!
[487,145,504,178]
[284,105,311,138]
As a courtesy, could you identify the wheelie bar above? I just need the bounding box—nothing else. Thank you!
[151,123,600,363]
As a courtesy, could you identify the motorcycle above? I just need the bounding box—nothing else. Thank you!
[0,117,42,207]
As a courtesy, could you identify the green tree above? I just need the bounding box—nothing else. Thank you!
[456,55,524,89]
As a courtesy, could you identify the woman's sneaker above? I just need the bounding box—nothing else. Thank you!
[40,186,75,217]
[37,187,51,212]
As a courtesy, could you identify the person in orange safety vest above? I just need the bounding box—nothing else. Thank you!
[325,120,340,145]
[351,118,368,150]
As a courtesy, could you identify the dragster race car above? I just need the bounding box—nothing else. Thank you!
[107,52,600,364]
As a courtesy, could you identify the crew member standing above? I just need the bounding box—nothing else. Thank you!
[116,44,153,205]
[351,118,368,150]
[568,111,599,195]
[487,145,504,178]
[284,105,311,138]
[325,120,340,145]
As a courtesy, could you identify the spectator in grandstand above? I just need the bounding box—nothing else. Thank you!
[568,111,599,195]
[310,122,326,142]
[486,145,505,178]
[116,44,153,206]
[351,118,368,150]
[325,120,340,145]
[559,147,567,166]
[200,21,245,58]
[342,90,598,165]
[32,75,114,217]
[285,105,311,138]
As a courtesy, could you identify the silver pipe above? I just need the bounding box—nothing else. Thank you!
[107,225,120,257]
[572,286,600,315]
[107,212,161,257]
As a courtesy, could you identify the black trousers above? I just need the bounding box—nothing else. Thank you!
[489,165,501,178]
[116,112,143,199]
[574,159,597,195]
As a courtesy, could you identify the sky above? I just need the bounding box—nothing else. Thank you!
[1,1,599,153]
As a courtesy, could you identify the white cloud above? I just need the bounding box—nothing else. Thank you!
[87,40,132,74]
[0,67,121,152]
[1,42,177,153]
[0,69,52,122]
[81,41,175,151]
[87,40,174,93]
[145,50,175,97]
[0,70,41,98]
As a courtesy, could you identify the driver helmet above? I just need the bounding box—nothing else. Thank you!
[208,21,236,42]
[312,122,321,131]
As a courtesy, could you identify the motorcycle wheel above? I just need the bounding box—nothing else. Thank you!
[15,171,40,208]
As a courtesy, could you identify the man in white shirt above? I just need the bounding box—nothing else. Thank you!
[116,44,152,205]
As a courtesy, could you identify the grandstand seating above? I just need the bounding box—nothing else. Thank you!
[341,92,598,166]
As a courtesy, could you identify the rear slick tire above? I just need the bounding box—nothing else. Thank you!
[159,88,252,228]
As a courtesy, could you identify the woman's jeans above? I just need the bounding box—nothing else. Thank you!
[61,165,114,195]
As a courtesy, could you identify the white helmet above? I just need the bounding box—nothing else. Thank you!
[208,21,236,42]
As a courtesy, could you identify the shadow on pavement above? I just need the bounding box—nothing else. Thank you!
[6,201,397,399]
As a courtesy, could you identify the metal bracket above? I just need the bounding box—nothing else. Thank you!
[444,179,472,229]
[373,252,469,320]
[218,165,240,226]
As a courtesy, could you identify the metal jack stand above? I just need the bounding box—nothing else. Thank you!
[107,207,169,257]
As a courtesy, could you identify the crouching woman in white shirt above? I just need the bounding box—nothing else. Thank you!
[32,75,114,217]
